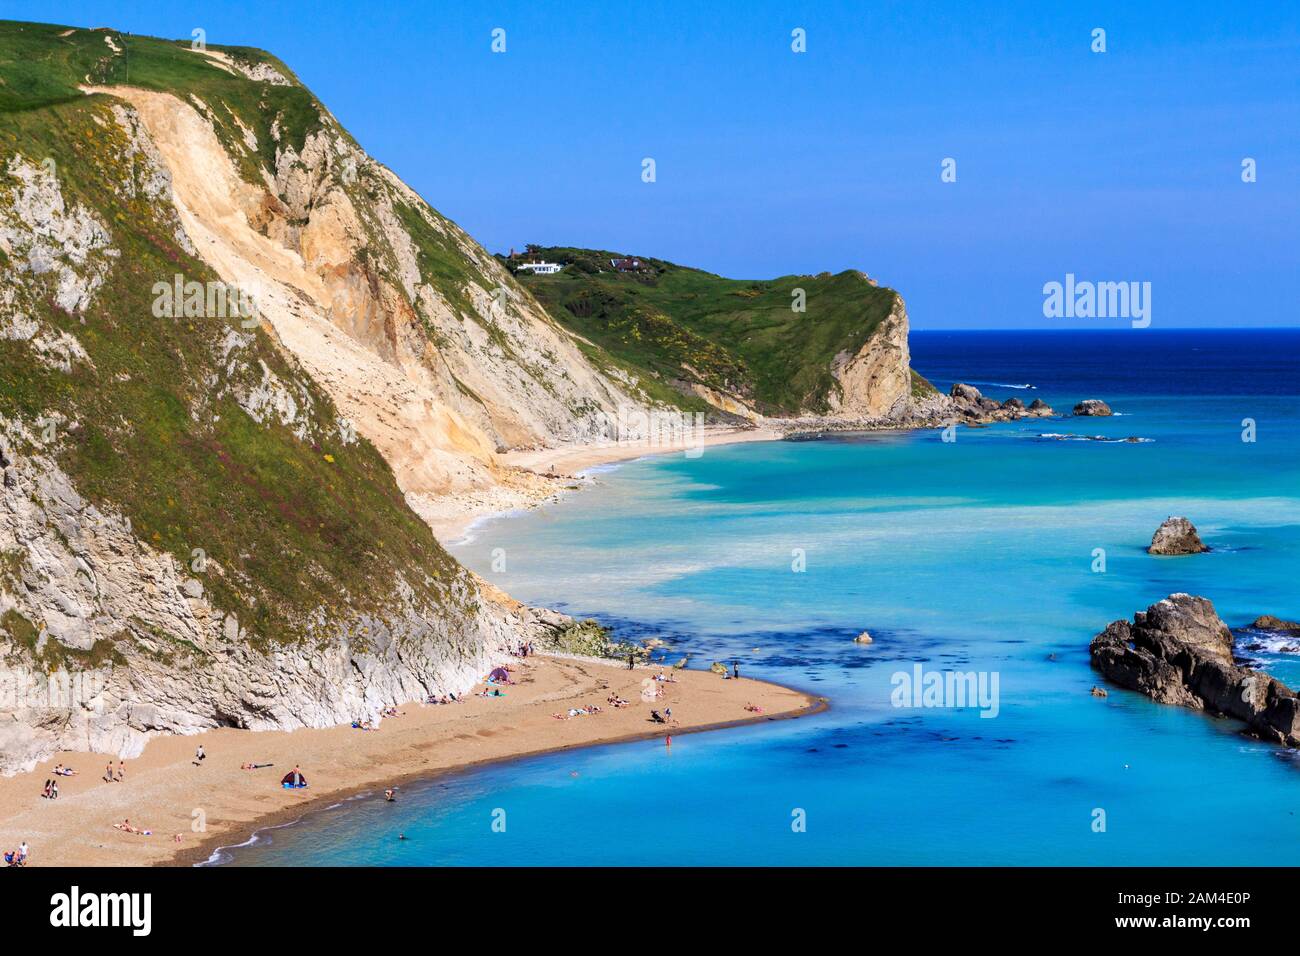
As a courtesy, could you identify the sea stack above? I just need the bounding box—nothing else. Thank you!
[1072,399,1113,417]
[1250,616,1300,633]
[1089,594,1300,746]
[1148,516,1209,555]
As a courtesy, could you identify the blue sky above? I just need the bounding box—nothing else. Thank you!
[10,0,1299,328]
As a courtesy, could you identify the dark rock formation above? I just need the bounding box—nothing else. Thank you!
[1148,516,1209,555]
[1072,399,1113,416]
[1090,594,1300,746]
[1250,615,1300,633]
[946,384,1055,423]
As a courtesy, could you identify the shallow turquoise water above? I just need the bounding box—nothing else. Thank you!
[220,331,1300,865]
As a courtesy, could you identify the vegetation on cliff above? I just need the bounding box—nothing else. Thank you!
[505,244,919,415]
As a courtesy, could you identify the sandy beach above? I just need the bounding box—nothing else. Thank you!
[417,424,783,544]
[0,655,821,867]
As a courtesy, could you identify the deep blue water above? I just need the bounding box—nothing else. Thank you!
[219,330,1300,865]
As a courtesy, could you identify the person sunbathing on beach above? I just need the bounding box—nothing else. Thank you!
[113,819,151,835]
[54,764,76,776]
[4,843,28,866]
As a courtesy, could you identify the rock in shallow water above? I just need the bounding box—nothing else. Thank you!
[1072,399,1113,416]
[1148,515,1209,555]
[1089,593,1300,747]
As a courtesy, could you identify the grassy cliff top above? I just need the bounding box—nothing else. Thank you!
[0,19,327,181]
[507,245,904,415]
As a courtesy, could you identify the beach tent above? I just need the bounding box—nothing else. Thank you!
[281,770,307,788]
[488,667,511,683]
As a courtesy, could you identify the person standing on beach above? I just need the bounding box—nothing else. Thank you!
[104,762,114,782]
[195,744,206,765]
[117,760,125,781]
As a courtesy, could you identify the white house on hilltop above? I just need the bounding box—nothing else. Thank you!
[515,262,563,274]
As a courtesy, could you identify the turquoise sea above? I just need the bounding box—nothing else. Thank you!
[217,330,1300,866]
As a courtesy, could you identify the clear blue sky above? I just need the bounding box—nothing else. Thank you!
[10,0,1299,328]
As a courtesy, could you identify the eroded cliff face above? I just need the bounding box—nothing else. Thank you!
[1,54,618,773]
[824,293,913,420]
[89,84,654,507]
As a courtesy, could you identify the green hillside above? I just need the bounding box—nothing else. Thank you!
[0,20,463,648]
[506,245,919,416]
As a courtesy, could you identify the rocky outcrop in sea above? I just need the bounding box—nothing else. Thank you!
[1251,615,1300,634]
[945,383,1055,422]
[1072,399,1113,416]
[1090,593,1300,747]
[1148,516,1209,555]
